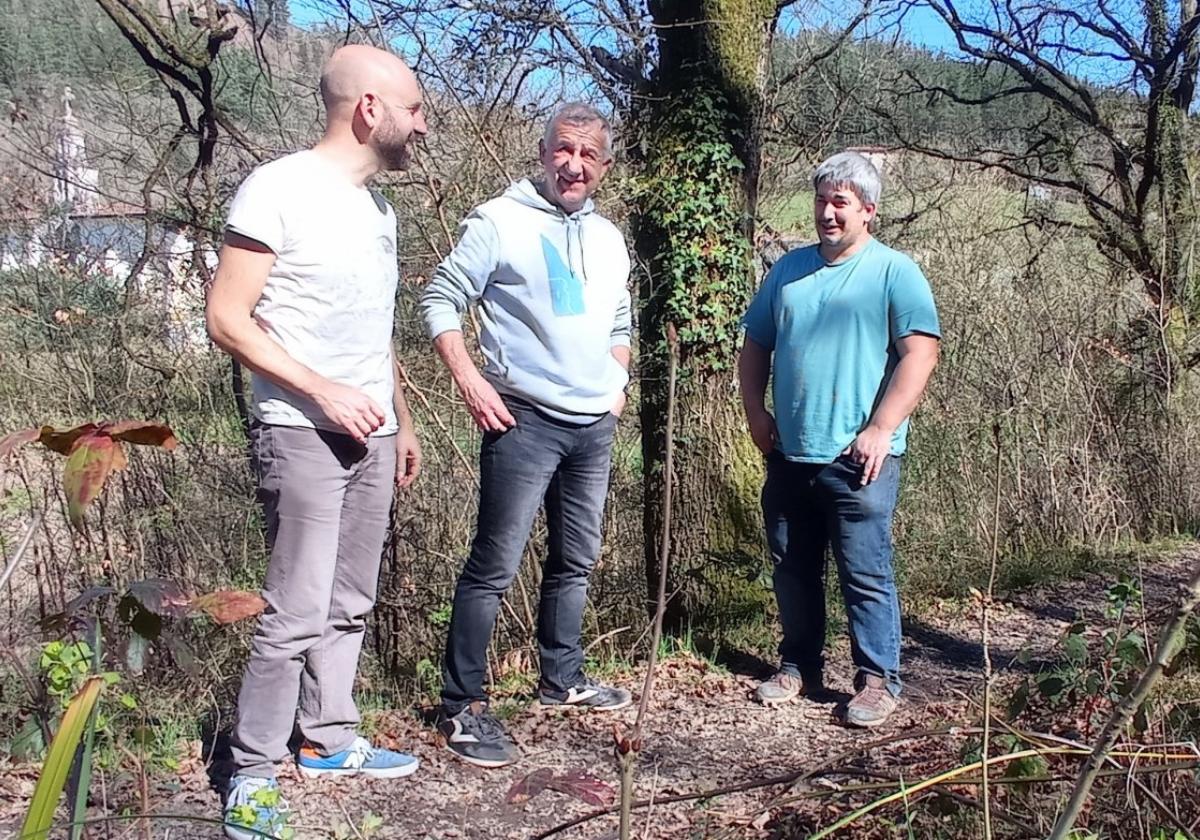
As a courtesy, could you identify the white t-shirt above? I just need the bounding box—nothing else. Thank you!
[225,150,399,435]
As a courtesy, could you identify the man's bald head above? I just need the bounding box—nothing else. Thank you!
[319,45,417,117]
[317,44,426,172]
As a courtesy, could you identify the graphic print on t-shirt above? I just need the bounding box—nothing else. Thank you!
[540,234,586,316]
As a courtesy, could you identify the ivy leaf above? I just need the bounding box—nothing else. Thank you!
[191,590,266,624]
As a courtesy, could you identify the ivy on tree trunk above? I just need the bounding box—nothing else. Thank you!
[634,0,778,629]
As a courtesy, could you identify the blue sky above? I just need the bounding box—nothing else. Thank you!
[285,0,1156,95]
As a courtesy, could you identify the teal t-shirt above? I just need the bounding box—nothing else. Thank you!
[742,238,941,463]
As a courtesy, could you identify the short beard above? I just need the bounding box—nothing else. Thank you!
[375,114,412,171]
[380,142,411,171]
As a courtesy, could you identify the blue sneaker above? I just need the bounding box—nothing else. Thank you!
[223,775,292,840]
[297,735,419,779]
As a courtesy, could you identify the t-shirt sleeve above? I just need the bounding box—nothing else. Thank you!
[888,257,941,342]
[742,264,780,350]
[225,167,287,254]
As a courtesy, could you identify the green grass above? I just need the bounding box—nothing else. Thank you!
[764,191,814,233]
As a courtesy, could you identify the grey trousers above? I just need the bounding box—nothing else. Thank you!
[230,423,396,778]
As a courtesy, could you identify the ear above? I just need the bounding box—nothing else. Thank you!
[358,93,382,129]
[863,201,878,221]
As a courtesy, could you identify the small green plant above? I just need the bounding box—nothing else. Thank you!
[1149,830,1192,840]
[426,601,452,627]
[1007,575,1152,735]
[414,657,440,697]
[228,785,295,840]
[40,641,112,707]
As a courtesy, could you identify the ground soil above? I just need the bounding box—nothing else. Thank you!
[2,548,1196,840]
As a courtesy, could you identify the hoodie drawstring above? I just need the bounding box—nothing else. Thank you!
[565,215,588,284]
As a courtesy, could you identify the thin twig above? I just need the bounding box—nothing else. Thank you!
[981,422,1004,840]
[618,324,679,840]
[0,514,42,591]
[395,362,477,483]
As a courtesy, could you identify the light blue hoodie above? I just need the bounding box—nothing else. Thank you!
[420,179,632,423]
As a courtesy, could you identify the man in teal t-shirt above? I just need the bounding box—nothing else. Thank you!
[739,151,940,728]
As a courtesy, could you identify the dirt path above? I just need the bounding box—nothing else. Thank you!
[3,547,1195,839]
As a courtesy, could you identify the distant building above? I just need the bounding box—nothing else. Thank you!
[0,89,212,349]
[845,145,896,177]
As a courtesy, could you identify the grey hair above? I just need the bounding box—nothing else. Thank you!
[812,151,882,206]
[542,102,614,159]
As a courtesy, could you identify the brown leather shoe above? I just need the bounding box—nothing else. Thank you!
[845,674,898,727]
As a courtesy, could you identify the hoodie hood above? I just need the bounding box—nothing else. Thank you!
[504,178,595,218]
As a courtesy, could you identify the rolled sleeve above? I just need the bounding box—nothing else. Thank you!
[225,168,286,254]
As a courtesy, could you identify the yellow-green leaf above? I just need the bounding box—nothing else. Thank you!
[62,433,124,530]
[20,675,104,840]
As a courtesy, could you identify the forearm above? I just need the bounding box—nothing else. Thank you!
[738,340,771,417]
[611,344,631,371]
[867,352,937,434]
[208,312,325,399]
[432,330,482,387]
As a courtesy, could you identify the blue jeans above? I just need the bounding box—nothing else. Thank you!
[441,398,617,713]
[761,451,903,696]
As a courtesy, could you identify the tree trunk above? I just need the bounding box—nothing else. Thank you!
[634,0,778,629]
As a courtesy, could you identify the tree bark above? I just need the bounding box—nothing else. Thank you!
[634,0,777,628]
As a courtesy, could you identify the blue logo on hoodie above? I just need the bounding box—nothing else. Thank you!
[540,234,586,316]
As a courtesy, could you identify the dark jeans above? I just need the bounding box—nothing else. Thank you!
[762,452,903,696]
[441,398,617,712]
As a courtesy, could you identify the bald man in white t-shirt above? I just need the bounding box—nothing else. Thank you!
[206,45,427,840]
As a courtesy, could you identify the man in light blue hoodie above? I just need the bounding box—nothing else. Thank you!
[420,102,632,768]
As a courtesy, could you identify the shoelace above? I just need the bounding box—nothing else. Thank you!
[855,686,891,706]
[343,737,376,769]
[469,710,508,741]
